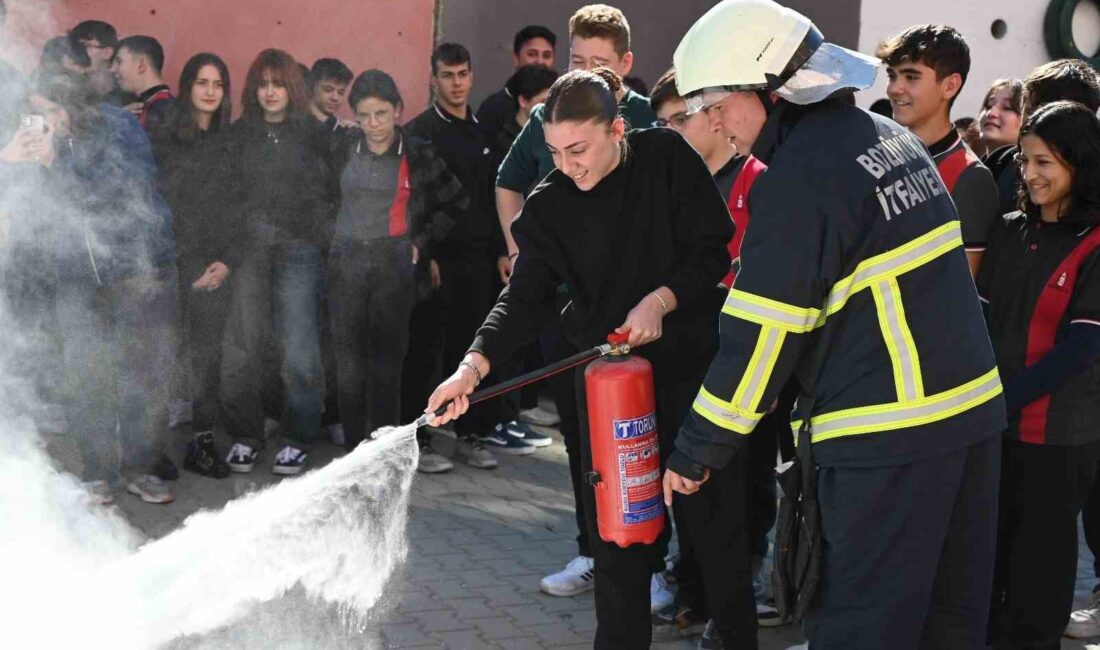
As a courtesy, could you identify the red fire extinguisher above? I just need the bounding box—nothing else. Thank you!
[584,331,665,548]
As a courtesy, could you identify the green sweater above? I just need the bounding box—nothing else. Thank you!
[494,89,656,194]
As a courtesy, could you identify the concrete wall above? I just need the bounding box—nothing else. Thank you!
[1,0,436,120]
[440,0,862,109]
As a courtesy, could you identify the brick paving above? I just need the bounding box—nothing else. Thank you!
[46,422,1100,649]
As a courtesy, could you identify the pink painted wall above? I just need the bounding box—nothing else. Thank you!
[1,0,436,120]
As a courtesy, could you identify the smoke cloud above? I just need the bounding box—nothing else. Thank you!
[0,2,419,647]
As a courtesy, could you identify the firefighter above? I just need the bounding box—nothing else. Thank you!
[665,1,1008,648]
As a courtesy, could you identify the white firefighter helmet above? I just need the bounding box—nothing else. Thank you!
[673,0,879,109]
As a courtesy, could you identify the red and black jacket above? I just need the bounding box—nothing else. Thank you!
[928,131,999,254]
[978,210,1100,445]
[713,154,766,288]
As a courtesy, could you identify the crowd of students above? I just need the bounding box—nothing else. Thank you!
[3,0,1100,647]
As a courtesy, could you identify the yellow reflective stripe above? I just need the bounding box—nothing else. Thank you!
[823,221,962,321]
[731,326,786,412]
[722,289,820,333]
[722,223,961,335]
[871,278,924,402]
[692,387,763,434]
[804,368,1002,443]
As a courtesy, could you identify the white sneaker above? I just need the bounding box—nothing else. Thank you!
[518,404,560,427]
[1066,597,1100,638]
[651,572,675,613]
[84,479,113,505]
[540,555,595,596]
[784,645,808,650]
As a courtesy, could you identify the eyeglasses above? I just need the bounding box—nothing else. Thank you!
[655,112,689,129]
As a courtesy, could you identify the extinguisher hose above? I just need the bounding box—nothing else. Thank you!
[405,343,617,431]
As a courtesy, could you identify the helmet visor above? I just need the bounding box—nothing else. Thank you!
[774,42,879,105]
[684,88,736,115]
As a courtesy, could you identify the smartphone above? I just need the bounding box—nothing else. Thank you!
[19,115,45,134]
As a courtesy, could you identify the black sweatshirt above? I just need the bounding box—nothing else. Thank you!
[227,115,334,247]
[470,127,733,364]
[153,127,243,271]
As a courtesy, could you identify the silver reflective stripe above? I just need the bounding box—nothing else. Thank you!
[809,371,1002,441]
[825,223,961,316]
[723,292,819,332]
[692,393,761,433]
[736,327,784,411]
[873,280,921,402]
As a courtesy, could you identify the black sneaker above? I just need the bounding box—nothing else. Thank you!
[272,445,308,475]
[184,431,230,479]
[480,424,536,455]
[151,454,179,481]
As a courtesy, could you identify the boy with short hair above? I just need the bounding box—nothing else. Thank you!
[113,35,173,132]
[69,19,128,105]
[477,25,557,137]
[877,24,999,276]
[309,58,353,128]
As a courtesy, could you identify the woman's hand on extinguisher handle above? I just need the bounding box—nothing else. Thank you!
[617,287,677,348]
[663,468,711,505]
[425,352,490,426]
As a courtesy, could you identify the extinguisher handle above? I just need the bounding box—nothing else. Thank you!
[432,343,614,417]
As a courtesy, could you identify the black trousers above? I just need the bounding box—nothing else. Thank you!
[1082,460,1100,585]
[328,240,416,449]
[804,435,1000,650]
[178,259,231,432]
[989,438,1100,649]
[675,442,759,646]
[399,251,516,440]
[675,414,774,631]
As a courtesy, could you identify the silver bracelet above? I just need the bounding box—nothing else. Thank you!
[459,360,483,386]
[649,291,669,315]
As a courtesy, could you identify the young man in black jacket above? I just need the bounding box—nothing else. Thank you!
[407,43,548,465]
[113,35,174,133]
[476,25,557,139]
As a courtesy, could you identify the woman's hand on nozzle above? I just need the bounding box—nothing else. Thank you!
[425,353,487,426]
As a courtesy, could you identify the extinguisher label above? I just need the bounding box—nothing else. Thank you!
[613,412,663,525]
[614,412,658,439]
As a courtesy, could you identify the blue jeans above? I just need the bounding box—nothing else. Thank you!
[220,241,323,449]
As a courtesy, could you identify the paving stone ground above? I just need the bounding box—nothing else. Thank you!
[46,419,1100,649]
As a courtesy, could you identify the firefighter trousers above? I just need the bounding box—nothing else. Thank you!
[803,434,1000,650]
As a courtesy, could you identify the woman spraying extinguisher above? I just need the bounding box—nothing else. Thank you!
[426,68,758,649]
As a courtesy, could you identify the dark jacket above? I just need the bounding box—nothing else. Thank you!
[153,125,242,273]
[329,125,469,262]
[978,210,1100,446]
[983,144,1020,217]
[51,103,176,284]
[227,115,334,248]
[406,104,504,256]
[671,100,1007,479]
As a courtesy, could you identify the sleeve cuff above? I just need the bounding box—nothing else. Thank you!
[666,450,708,481]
